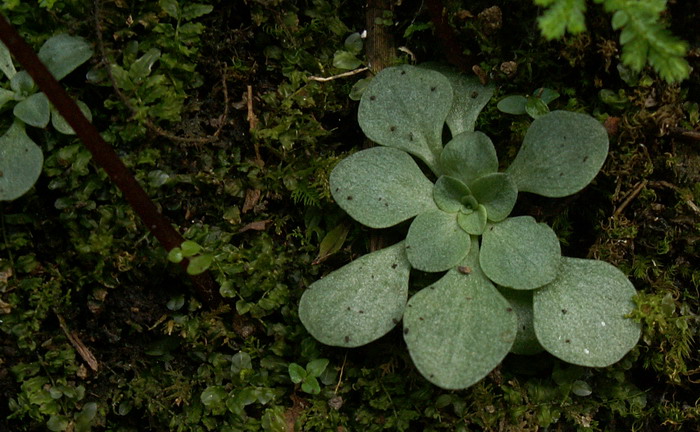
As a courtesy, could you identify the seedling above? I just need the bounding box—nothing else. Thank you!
[497,87,560,119]
[0,34,93,201]
[298,65,641,389]
[167,240,214,275]
[288,358,329,394]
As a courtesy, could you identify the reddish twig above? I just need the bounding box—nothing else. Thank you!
[0,14,220,308]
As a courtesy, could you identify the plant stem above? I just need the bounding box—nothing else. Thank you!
[0,13,221,308]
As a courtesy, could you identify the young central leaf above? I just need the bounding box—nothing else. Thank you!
[438,131,498,185]
[403,239,517,389]
[405,210,471,272]
[533,257,641,367]
[330,147,435,228]
[433,176,474,214]
[358,65,453,172]
[298,241,411,348]
[506,111,609,197]
[470,173,518,222]
[480,216,561,290]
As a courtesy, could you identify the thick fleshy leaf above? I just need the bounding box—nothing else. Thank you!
[433,175,474,214]
[480,216,561,290]
[497,95,527,115]
[14,92,50,127]
[38,34,93,81]
[424,65,494,136]
[506,111,609,197]
[403,239,517,389]
[470,173,518,222]
[533,257,641,367]
[298,241,411,347]
[358,65,452,171]
[51,100,92,135]
[330,147,435,228]
[0,122,44,201]
[405,210,471,272]
[438,131,498,185]
[0,88,16,110]
[457,205,487,235]
[498,287,543,355]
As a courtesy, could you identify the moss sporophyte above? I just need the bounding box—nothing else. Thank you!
[298,65,641,389]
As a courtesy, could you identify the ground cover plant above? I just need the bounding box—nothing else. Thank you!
[1,0,699,431]
[299,64,641,389]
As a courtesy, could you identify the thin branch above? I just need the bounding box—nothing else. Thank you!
[308,67,369,82]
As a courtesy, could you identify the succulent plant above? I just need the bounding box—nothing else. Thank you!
[299,65,641,389]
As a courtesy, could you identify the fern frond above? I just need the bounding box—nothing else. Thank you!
[536,0,588,39]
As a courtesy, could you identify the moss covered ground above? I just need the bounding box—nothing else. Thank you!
[0,0,698,430]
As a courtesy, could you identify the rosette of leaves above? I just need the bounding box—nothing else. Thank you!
[298,65,641,389]
[0,34,93,201]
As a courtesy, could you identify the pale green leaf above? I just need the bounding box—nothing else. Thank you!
[50,100,92,135]
[537,0,587,39]
[506,111,609,198]
[480,216,561,290]
[403,239,517,389]
[129,48,161,82]
[330,147,435,228]
[344,32,363,55]
[422,64,494,136]
[38,34,93,81]
[11,70,35,95]
[457,205,487,235]
[159,0,180,18]
[167,247,183,263]
[299,241,410,347]
[180,240,202,257]
[405,210,471,272]
[525,96,550,119]
[301,377,321,394]
[438,131,498,186]
[200,386,227,407]
[14,92,50,127]
[187,254,213,275]
[358,65,453,171]
[470,173,518,222]
[498,287,543,355]
[0,88,16,110]
[533,257,641,367]
[535,87,560,104]
[182,3,214,20]
[497,95,527,115]
[0,41,16,79]
[0,122,43,201]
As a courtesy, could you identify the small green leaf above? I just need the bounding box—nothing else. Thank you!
[0,121,44,201]
[129,48,161,82]
[498,287,543,355]
[433,175,474,214]
[306,358,329,377]
[470,173,518,222]
[358,65,453,170]
[0,88,15,110]
[299,241,411,347]
[525,96,550,119]
[181,3,214,20]
[200,386,227,407]
[480,216,561,290]
[403,238,518,389]
[438,131,498,186]
[457,205,488,235]
[160,0,180,18]
[537,0,587,39]
[349,77,371,101]
[332,51,362,70]
[301,376,321,394]
[314,223,349,264]
[166,294,185,311]
[11,70,35,95]
[231,352,252,374]
[74,402,97,432]
[330,147,435,229]
[405,210,471,272]
[14,92,50,127]
[46,415,69,432]
[506,111,609,198]
[572,380,592,397]
[497,95,527,115]
[167,247,183,263]
[51,100,92,134]
[187,254,213,275]
[534,87,560,104]
[288,363,306,383]
[533,257,641,367]
[344,32,363,55]
[38,34,93,81]
[180,240,202,257]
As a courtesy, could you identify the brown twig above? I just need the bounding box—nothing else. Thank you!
[56,311,99,372]
[613,180,648,217]
[308,67,369,82]
[0,13,221,308]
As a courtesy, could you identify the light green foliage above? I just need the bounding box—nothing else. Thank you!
[288,358,329,394]
[497,87,560,119]
[535,0,691,82]
[300,64,639,389]
[0,34,93,201]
